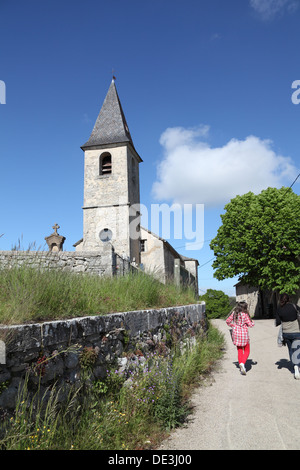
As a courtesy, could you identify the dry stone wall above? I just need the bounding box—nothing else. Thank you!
[0,303,206,410]
[0,248,113,276]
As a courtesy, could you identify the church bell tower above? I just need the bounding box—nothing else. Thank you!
[78,79,142,263]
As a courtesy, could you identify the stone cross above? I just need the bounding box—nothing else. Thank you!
[52,223,60,234]
[45,223,65,252]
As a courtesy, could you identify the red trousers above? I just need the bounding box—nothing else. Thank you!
[237,342,250,364]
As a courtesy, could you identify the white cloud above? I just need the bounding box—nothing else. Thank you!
[249,0,299,20]
[152,126,298,208]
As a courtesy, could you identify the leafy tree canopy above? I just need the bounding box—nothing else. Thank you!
[199,289,231,319]
[210,187,300,294]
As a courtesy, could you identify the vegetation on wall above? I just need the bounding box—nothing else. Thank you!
[0,267,197,325]
[0,255,225,451]
[0,323,224,450]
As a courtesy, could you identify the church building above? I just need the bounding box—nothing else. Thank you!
[74,80,199,291]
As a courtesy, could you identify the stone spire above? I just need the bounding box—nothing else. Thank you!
[81,79,138,153]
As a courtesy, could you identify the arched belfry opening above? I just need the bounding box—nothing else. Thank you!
[100,152,112,175]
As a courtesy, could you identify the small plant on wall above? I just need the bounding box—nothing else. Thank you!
[79,346,99,371]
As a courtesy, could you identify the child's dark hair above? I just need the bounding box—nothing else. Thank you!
[233,301,250,322]
[279,293,289,307]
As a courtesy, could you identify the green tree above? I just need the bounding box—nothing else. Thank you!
[210,187,300,294]
[199,289,231,319]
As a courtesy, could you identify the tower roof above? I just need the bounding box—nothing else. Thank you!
[81,80,141,160]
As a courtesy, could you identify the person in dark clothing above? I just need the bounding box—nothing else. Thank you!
[276,293,300,379]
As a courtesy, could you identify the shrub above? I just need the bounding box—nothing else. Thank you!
[199,289,231,319]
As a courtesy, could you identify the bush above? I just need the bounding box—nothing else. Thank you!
[199,289,231,319]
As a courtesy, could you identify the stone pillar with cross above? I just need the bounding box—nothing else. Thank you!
[45,223,66,252]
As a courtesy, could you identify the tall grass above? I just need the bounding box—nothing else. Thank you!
[0,323,224,450]
[0,265,197,325]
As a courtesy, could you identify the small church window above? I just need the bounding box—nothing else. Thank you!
[140,239,147,252]
[100,153,112,175]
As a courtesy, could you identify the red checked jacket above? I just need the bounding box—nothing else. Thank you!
[226,311,255,347]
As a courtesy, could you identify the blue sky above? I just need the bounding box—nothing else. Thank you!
[0,0,299,296]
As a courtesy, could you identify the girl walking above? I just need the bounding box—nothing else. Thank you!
[226,301,255,375]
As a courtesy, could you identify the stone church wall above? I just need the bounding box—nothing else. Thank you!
[0,248,113,276]
[0,303,206,410]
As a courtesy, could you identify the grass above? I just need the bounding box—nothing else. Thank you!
[0,323,225,450]
[0,262,224,450]
[0,265,197,325]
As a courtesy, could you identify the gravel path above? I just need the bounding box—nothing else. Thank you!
[160,318,300,450]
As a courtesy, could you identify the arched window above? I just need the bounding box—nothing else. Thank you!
[99,153,112,175]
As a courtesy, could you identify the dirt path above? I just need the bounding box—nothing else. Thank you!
[160,318,300,450]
